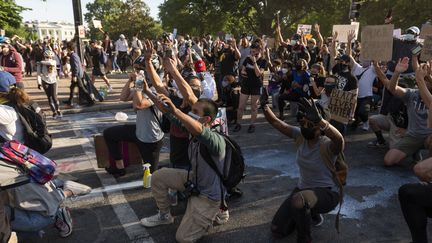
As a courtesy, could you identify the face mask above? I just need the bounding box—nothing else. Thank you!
[324,84,336,91]
[341,64,349,71]
[290,40,297,45]
[192,88,202,98]
[300,127,317,140]
[295,64,303,71]
[281,68,288,74]
[188,111,201,120]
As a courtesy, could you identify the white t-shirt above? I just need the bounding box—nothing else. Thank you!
[352,61,376,98]
[115,39,129,52]
[0,105,25,143]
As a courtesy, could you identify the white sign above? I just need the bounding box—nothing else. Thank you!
[92,20,102,29]
[297,24,312,35]
[393,29,402,38]
[0,29,4,37]
[78,25,85,38]
[332,24,359,42]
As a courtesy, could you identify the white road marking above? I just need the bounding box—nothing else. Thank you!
[67,114,154,243]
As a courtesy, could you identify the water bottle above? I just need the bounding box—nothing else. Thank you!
[135,70,145,89]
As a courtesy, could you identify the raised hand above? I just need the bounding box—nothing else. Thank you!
[416,63,430,80]
[395,57,409,73]
[298,97,323,124]
[143,39,154,62]
[314,23,320,33]
[163,56,178,74]
[347,30,356,43]
[332,31,338,42]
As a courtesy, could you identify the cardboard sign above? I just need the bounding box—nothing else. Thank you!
[78,25,85,38]
[361,25,394,61]
[297,24,312,35]
[212,108,228,136]
[332,24,359,43]
[328,89,357,125]
[92,20,102,29]
[421,25,432,61]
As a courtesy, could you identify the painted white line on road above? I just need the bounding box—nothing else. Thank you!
[68,117,154,243]
[90,180,144,194]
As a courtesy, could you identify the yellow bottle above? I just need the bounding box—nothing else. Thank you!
[143,163,152,188]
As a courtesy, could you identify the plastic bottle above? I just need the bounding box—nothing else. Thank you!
[115,112,128,121]
[143,163,152,188]
[135,70,145,89]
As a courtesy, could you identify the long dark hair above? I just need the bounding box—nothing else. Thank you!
[3,87,30,106]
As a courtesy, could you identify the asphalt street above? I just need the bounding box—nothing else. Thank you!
[26,109,432,243]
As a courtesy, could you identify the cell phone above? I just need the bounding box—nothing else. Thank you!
[411,45,422,56]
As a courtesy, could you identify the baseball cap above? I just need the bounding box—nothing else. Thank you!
[0,71,17,93]
[119,34,125,39]
[194,60,206,72]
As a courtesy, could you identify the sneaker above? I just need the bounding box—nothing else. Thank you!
[105,166,120,174]
[361,122,369,131]
[57,111,63,118]
[140,212,174,227]
[52,113,58,119]
[367,140,387,148]
[64,180,92,197]
[247,124,255,133]
[311,213,324,227]
[214,209,229,225]
[107,86,113,92]
[55,207,73,237]
[232,123,242,132]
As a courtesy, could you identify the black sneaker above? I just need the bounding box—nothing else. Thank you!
[311,213,324,227]
[233,123,242,132]
[367,140,387,148]
[113,168,126,178]
[105,166,121,174]
[247,125,255,133]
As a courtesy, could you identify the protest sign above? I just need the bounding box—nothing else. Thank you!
[297,24,312,35]
[328,89,357,124]
[332,24,359,42]
[393,29,402,38]
[92,20,102,29]
[212,108,228,135]
[78,25,85,38]
[361,25,394,61]
[420,24,432,61]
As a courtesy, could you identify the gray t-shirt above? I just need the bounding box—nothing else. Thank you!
[189,127,226,201]
[292,128,337,191]
[135,93,164,143]
[402,89,432,137]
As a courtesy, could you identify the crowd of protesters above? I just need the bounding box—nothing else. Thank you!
[1,12,432,243]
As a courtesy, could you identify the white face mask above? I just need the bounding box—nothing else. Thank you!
[187,111,201,120]
[281,68,288,74]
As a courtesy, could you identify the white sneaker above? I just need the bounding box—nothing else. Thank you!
[64,181,92,196]
[140,212,174,227]
[361,122,369,131]
[214,209,229,225]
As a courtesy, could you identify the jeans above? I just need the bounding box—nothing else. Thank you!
[42,82,59,113]
[6,206,55,240]
[399,183,432,243]
[112,55,121,71]
[103,124,163,172]
[353,96,372,126]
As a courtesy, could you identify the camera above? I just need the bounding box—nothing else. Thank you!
[183,180,200,197]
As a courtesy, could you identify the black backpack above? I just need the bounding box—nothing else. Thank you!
[200,130,245,208]
[7,102,52,154]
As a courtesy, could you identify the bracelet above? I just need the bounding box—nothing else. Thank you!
[320,121,330,131]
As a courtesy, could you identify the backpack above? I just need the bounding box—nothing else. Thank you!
[200,130,245,209]
[0,159,30,190]
[99,50,108,64]
[7,102,52,154]
[295,136,347,233]
[0,140,56,184]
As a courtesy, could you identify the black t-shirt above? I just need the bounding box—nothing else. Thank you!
[332,64,358,91]
[310,75,325,99]
[220,49,238,76]
[308,46,320,65]
[242,57,268,88]
[90,48,102,68]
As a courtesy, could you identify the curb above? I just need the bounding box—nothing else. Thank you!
[59,102,133,115]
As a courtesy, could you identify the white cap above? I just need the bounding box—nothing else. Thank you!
[119,34,125,39]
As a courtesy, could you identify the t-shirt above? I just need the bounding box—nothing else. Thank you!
[242,57,268,88]
[189,127,226,201]
[291,70,310,96]
[292,128,337,191]
[332,64,358,91]
[288,44,309,64]
[220,49,238,76]
[352,61,376,98]
[0,105,24,143]
[135,92,164,143]
[239,46,251,71]
[90,48,103,69]
[402,89,432,137]
[309,76,325,99]
[307,46,320,65]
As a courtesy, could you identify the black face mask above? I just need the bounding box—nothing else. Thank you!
[300,127,317,140]
[324,84,336,91]
[192,88,202,98]
[295,65,303,71]
[340,64,350,71]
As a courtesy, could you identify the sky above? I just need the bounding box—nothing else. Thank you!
[15,0,164,23]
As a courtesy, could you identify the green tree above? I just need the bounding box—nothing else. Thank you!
[85,0,162,41]
[0,0,34,40]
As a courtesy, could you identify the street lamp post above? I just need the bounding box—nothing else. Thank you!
[72,0,84,61]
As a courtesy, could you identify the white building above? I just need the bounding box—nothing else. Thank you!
[24,21,76,41]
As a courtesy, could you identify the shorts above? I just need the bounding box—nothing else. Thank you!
[92,65,106,77]
[392,134,427,157]
[369,114,404,148]
[240,84,261,96]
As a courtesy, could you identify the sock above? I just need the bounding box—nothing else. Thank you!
[374,131,385,143]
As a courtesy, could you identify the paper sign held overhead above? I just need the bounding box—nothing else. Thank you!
[361,25,394,62]
[333,24,359,43]
[420,24,432,61]
[297,24,312,35]
[92,20,102,29]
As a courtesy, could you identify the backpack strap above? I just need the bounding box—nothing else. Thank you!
[319,142,344,233]
[199,141,228,210]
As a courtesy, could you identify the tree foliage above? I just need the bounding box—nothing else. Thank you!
[0,0,34,40]
[84,0,163,41]
[159,0,432,38]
